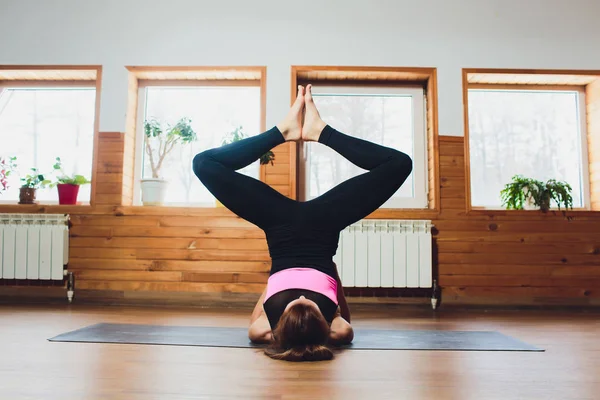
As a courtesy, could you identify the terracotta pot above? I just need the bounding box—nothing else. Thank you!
[19,187,37,204]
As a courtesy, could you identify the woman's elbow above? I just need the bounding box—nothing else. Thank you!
[248,328,273,344]
[330,325,354,345]
[248,329,260,344]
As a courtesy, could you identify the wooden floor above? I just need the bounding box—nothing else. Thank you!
[0,304,599,400]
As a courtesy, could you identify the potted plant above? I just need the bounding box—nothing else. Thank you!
[142,117,197,205]
[19,168,51,204]
[49,157,91,205]
[500,174,573,212]
[260,149,276,166]
[221,126,276,166]
[0,156,17,195]
[215,127,276,207]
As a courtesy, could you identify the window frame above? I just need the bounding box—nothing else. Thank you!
[299,84,428,209]
[467,85,590,210]
[462,68,600,215]
[0,76,100,206]
[291,66,441,221]
[133,80,264,206]
[125,67,267,209]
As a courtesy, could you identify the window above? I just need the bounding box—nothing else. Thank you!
[0,86,96,204]
[301,86,427,208]
[467,88,589,209]
[134,83,261,206]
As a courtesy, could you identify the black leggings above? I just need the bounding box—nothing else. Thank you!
[192,125,412,233]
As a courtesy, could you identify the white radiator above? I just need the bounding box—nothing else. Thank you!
[0,214,69,280]
[334,220,433,288]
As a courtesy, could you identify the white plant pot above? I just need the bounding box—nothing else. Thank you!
[140,179,168,206]
[523,196,536,210]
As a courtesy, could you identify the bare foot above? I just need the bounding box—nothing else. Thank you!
[277,85,305,142]
[302,84,327,142]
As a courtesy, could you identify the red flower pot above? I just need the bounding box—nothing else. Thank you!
[57,184,80,205]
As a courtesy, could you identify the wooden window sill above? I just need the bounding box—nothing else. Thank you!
[111,205,239,217]
[367,208,439,220]
[0,204,94,215]
[0,204,441,219]
[113,206,440,219]
[466,208,599,219]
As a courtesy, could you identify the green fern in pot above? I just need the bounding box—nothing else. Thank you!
[500,175,573,212]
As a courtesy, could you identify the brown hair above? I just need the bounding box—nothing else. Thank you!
[264,303,333,362]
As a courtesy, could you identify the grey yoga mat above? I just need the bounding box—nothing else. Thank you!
[48,323,543,352]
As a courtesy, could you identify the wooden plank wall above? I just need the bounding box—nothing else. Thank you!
[436,136,599,305]
[95,132,126,205]
[2,134,599,305]
[69,210,270,294]
[588,79,600,209]
[67,133,600,305]
[263,143,292,197]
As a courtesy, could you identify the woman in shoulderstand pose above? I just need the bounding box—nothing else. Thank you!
[193,85,413,361]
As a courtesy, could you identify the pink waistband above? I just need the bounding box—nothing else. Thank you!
[264,268,338,305]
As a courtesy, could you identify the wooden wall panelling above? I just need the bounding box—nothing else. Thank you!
[68,210,270,294]
[5,67,600,306]
[94,132,125,205]
[3,135,600,304]
[436,135,600,305]
[76,281,265,293]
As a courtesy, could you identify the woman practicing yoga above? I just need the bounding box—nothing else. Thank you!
[193,85,413,361]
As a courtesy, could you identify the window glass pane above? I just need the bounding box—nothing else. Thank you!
[468,90,585,208]
[0,88,96,203]
[309,94,414,200]
[142,86,260,205]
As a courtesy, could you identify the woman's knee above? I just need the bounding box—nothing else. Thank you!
[192,151,214,178]
[390,152,413,179]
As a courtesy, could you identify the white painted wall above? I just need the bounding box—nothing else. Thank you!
[1,0,599,135]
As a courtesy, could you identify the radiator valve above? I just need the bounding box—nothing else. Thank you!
[67,272,75,303]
